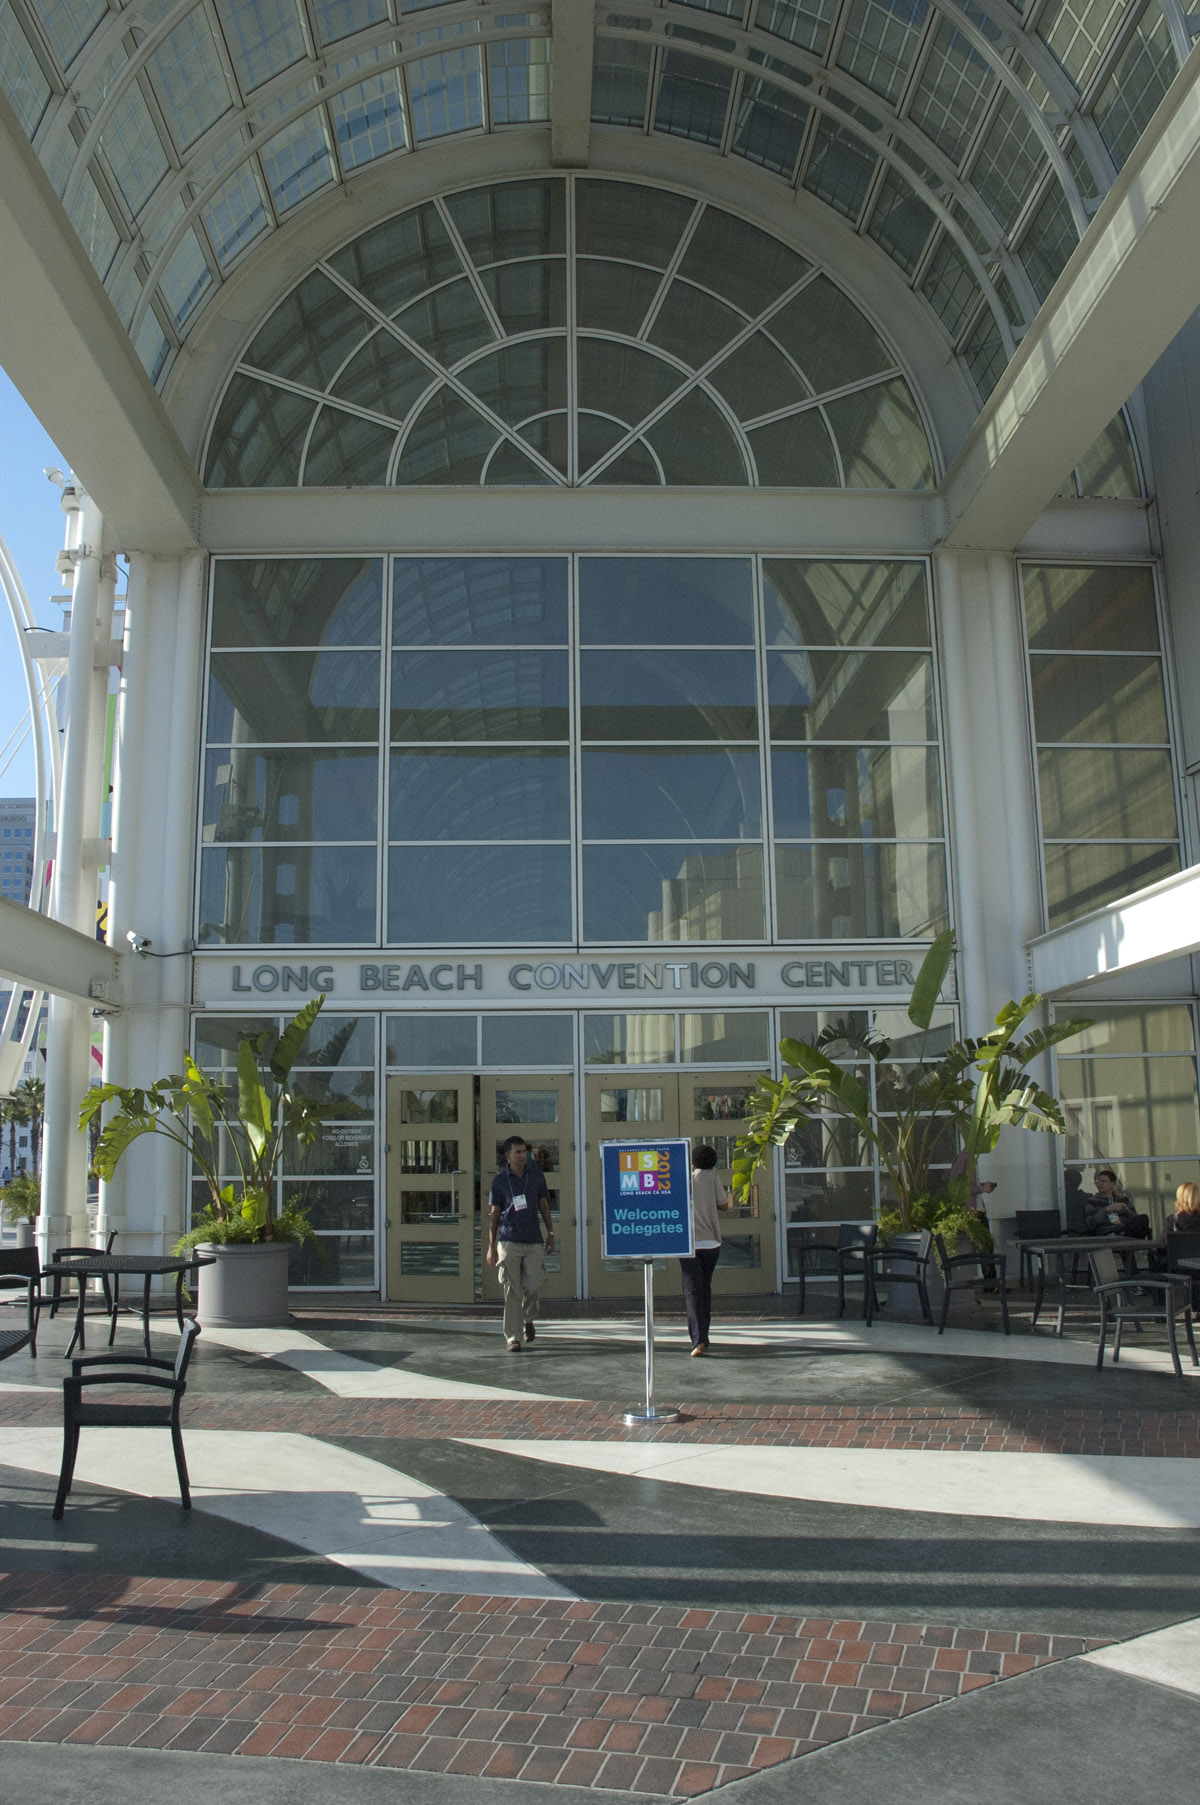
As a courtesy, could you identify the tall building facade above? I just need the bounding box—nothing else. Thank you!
[3,1,1200,1297]
[0,799,35,907]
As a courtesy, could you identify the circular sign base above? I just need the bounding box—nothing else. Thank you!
[622,1406,681,1425]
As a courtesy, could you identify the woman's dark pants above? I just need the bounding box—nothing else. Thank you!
[679,1246,721,1347]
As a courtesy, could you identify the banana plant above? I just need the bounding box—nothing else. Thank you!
[733,933,1090,1233]
[79,995,329,1242]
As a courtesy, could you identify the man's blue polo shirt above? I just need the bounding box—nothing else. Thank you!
[489,1167,547,1243]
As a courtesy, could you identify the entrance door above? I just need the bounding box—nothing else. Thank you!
[584,1072,775,1298]
[385,1076,475,1302]
[479,1074,576,1301]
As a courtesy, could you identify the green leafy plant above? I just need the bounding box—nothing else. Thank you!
[733,932,1090,1237]
[0,1171,40,1225]
[79,996,330,1246]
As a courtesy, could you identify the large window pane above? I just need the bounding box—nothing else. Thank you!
[768,649,935,741]
[386,1015,478,1065]
[392,556,568,646]
[1037,747,1178,841]
[203,748,378,841]
[1023,565,1159,654]
[584,1015,675,1064]
[582,748,762,839]
[1029,653,1169,745]
[680,1012,771,1063]
[1058,1056,1200,1161]
[764,560,929,647]
[579,557,754,644]
[581,650,758,740]
[391,650,569,740]
[388,844,571,939]
[481,1014,574,1066]
[390,750,569,839]
[784,1170,876,1230]
[207,651,380,741]
[211,558,383,647]
[776,842,948,938]
[1043,842,1179,928]
[582,843,765,940]
[772,745,942,838]
[1064,1006,1198,1059]
[198,845,377,943]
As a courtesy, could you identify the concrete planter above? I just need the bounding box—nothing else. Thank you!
[14,1221,35,1249]
[195,1241,291,1328]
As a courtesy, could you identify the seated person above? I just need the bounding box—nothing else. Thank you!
[1063,1166,1094,1233]
[1085,1167,1151,1239]
[1153,1180,1200,1250]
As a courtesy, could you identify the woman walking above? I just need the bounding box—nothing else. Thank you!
[680,1144,729,1357]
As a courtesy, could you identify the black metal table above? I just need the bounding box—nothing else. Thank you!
[40,1254,214,1358]
[1022,1234,1147,1336]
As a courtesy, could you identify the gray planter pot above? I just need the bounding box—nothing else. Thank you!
[14,1221,35,1248]
[195,1241,291,1328]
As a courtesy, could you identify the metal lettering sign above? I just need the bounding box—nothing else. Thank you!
[601,1139,693,1260]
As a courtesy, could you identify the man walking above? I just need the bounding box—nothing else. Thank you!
[486,1135,554,1352]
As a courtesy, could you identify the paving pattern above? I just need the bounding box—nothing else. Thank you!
[0,1572,1100,1795]
[1,1308,1198,1798]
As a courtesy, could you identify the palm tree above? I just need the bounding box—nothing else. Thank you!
[13,1078,44,1177]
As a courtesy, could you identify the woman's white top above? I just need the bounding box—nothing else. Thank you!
[691,1167,728,1249]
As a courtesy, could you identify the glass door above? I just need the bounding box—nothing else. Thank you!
[384,1076,475,1302]
[584,1073,776,1298]
[584,1075,680,1298]
[680,1072,775,1295]
[479,1075,576,1301]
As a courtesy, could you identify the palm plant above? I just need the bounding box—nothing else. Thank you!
[79,996,329,1244]
[733,933,1090,1247]
[13,1077,43,1177]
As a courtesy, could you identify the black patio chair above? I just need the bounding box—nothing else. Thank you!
[1014,1209,1062,1290]
[934,1234,1010,1335]
[0,1247,40,1362]
[792,1222,879,1318]
[1164,1228,1200,1307]
[1087,1246,1197,1380]
[46,1231,118,1325]
[52,1318,200,1519]
[865,1230,934,1327]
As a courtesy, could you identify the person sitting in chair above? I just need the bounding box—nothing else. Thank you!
[1085,1167,1151,1240]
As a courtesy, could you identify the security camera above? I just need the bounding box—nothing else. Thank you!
[43,467,66,486]
[126,931,152,955]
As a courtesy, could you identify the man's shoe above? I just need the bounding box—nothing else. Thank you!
[506,1340,521,1353]
[524,1322,536,1343]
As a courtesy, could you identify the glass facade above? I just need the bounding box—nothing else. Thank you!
[199,554,947,949]
[1054,1003,1200,1237]
[1022,565,1182,929]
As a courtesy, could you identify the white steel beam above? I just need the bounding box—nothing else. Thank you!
[942,42,1200,552]
[0,95,201,554]
[0,896,125,1011]
[551,0,594,166]
[1027,863,1200,996]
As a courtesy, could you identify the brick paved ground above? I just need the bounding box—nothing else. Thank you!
[0,1573,1103,1795]
[2,1391,1197,1456]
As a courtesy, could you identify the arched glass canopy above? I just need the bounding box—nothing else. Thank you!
[0,0,1186,407]
[204,176,936,487]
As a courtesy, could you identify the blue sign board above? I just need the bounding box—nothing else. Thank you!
[601,1139,693,1260]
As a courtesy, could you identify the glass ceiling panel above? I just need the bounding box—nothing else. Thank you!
[0,0,1176,413]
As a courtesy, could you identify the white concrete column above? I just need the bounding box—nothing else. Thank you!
[38,491,109,1260]
[97,551,206,1252]
[933,549,1057,1233]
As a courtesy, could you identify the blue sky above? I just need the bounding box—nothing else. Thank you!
[0,370,72,800]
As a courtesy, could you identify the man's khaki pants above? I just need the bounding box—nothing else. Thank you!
[497,1239,544,1345]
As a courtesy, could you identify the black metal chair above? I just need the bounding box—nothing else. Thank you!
[934,1234,1010,1335]
[1087,1246,1197,1379]
[1164,1228,1200,1307]
[792,1222,879,1317]
[1014,1209,1062,1290]
[46,1231,118,1326]
[0,1247,40,1362]
[865,1230,934,1327]
[52,1318,200,1519]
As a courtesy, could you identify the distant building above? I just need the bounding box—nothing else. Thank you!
[0,799,35,906]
